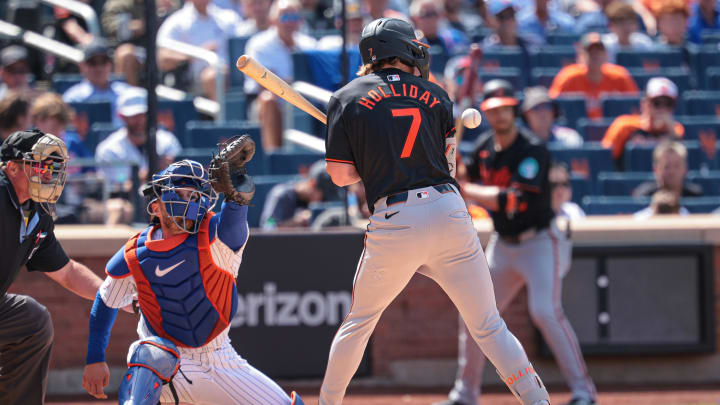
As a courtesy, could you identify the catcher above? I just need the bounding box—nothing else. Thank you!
[81,136,305,405]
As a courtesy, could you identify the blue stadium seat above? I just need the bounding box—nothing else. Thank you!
[616,49,686,70]
[706,66,720,90]
[53,74,125,94]
[479,68,523,93]
[548,143,614,180]
[292,49,363,92]
[185,121,266,175]
[687,172,720,195]
[248,174,302,228]
[682,91,720,116]
[87,122,119,153]
[224,92,247,121]
[531,67,561,88]
[682,197,720,213]
[624,141,704,172]
[687,45,720,89]
[601,94,642,118]
[469,26,493,43]
[577,117,615,142]
[266,150,324,175]
[228,36,252,89]
[68,101,113,138]
[546,32,580,46]
[531,46,576,68]
[582,196,650,215]
[701,31,720,45]
[677,116,720,141]
[480,48,528,87]
[157,99,198,146]
[628,67,692,93]
[596,172,654,196]
[570,175,591,206]
[176,147,215,168]
[554,96,587,129]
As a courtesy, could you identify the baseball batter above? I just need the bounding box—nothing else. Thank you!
[437,82,597,405]
[321,18,550,405]
[82,137,305,405]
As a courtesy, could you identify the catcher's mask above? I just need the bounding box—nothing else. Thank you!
[359,17,431,80]
[146,159,217,234]
[4,131,70,216]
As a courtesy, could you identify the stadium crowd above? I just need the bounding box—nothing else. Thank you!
[1,0,720,227]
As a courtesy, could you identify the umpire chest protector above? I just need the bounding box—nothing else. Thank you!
[124,212,238,348]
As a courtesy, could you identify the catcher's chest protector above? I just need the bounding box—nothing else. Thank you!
[124,213,238,348]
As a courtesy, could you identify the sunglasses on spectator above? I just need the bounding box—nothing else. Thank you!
[86,57,111,66]
[279,12,301,23]
[419,11,439,18]
[650,97,675,109]
[550,181,570,189]
[496,10,515,20]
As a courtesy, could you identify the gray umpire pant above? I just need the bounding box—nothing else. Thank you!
[320,185,535,405]
[0,293,54,405]
[449,224,597,404]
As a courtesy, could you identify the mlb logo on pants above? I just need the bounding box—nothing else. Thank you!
[416,191,429,199]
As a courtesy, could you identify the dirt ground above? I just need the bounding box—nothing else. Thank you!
[48,387,720,405]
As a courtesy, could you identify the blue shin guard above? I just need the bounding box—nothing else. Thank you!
[291,391,305,405]
[118,337,180,405]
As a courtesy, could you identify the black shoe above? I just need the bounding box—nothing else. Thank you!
[565,398,597,405]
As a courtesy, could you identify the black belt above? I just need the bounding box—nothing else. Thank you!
[499,225,548,244]
[385,184,455,206]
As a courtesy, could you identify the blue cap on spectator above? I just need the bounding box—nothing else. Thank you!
[117,87,148,117]
[82,40,112,62]
[487,0,515,16]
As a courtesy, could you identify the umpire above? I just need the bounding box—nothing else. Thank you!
[438,80,597,405]
[0,129,105,405]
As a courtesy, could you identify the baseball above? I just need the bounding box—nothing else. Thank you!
[462,108,482,129]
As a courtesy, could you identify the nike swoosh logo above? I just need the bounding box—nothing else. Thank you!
[155,260,186,277]
[384,211,399,219]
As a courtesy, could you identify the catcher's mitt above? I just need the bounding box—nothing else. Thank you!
[208,135,256,205]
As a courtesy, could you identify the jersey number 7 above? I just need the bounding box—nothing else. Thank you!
[392,108,422,158]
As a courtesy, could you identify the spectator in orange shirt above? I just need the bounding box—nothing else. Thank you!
[602,77,684,168]
[548,32,639,120]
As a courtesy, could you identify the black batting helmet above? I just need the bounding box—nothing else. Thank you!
[359,18,431,80]
[480,79,518,112]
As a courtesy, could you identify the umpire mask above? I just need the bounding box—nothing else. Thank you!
[18,132,69,216]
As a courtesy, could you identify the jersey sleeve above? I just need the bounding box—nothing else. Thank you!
[106,246,131,278]
[26,221,70,272]
[325,95,355,165]
[98,274,137,308]
[211,201,249,251]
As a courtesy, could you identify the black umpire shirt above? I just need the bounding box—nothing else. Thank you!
[0,169,69,296]
[325,68,458,212]
[467,127,555,236]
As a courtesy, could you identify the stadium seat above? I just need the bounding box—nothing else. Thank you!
[554,95,587,129]
[687,172,720,195]
[531,67,561,88]
[570,175,592,205]
[676,116,720,141]
[224,92,247,121]
[681,197,720,213]
[185,120,266,175]
[596,172,654,196]
[86,122,119,153]
[292,49,363,92]
[68,101,113,138]
[546,32,580,46]
[687,45,720,89]
[52,74,125,94]
[701,31,720,45]
[581,195,650,215]
[266,150,324,175]
[228,36,252,89]
[479,68,523,93]
[248,174,302,228]
[601,94,642,118]
[548,143,614,180]
[468,26,493,43]
[682,91,720,116]
[628,67,692,93]
[706,66,720,91]
[577,118,614,142]
[480,48,528,87]
[616,49,685,71]
[176,147,215,168]
[157,99,198,146]
[531,46,576,68]
[624,141,705,172]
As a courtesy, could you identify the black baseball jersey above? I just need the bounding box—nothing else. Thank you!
[0,170,69,296]
[325,67,457,212]
[467,127,554,236]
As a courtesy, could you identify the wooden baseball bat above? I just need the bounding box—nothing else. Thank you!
[455,43,483,144]
[236,55,327,125]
